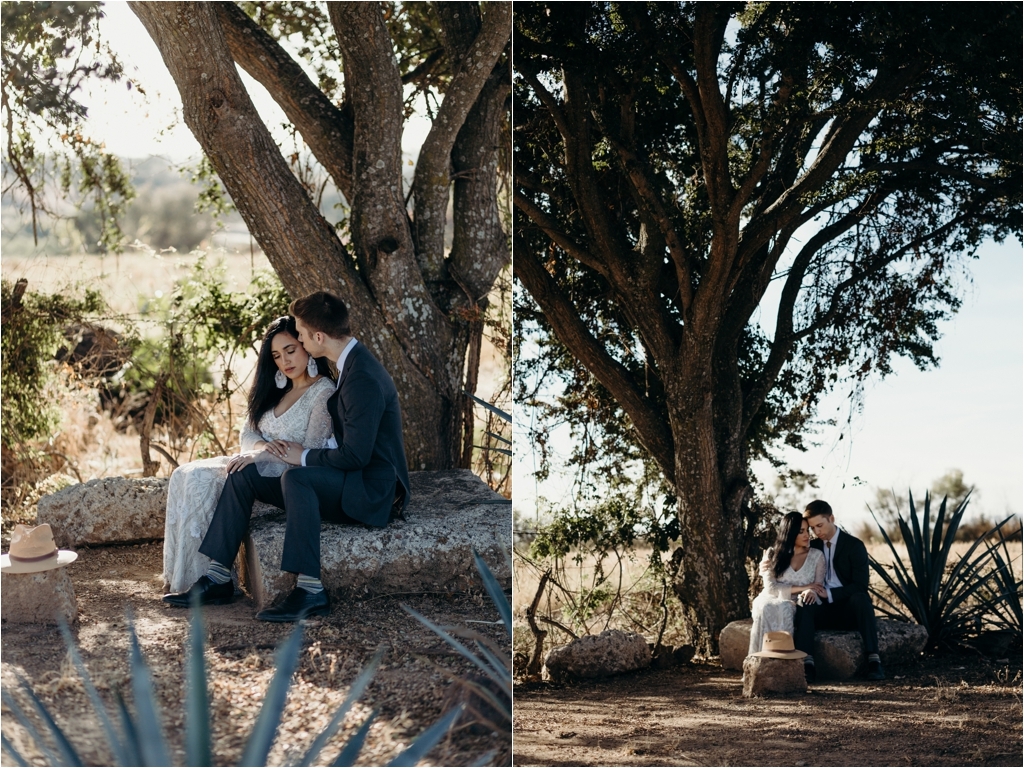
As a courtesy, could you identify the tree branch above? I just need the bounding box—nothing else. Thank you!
[514,235,675,480]
[514,191,606,275]
[413,1,511,282]
[213,1,354,202]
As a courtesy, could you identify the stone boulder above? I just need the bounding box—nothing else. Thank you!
[37,477,168,547]
[742,655,807,697]
[1,567,78,625]
[544,629,652,682]
[720,617,928,679]
[239,470,510,612]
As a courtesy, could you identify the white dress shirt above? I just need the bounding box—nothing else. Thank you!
[821,527,844,602]
[300,338,357,466]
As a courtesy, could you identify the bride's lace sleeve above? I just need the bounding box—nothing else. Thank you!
[759,549,790,600]
[240,420,265,452]
[812,548,826,585]
[302,380,334,449]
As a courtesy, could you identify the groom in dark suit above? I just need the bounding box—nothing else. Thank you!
[164,291,410,621]
[793,500,884,681]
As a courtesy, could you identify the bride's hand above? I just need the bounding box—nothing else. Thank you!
[227,452,255,474]
[810,583,827,597]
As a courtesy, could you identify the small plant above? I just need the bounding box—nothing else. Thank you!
[0,598,463,766]
[404,550,511,743]
[868,490,1018,651]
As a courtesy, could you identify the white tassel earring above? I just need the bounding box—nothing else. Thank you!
[275,370,288,389]
[306,355,318,377]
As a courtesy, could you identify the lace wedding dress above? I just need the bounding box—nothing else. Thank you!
[162,376,335,592]
[748,548,825,655]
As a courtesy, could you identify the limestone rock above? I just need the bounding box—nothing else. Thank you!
[1,567,77,625]
[37,477,168,547]
[544,629,652,682]
[239,470,510,611]
[742,655,807,697]
[719,618,753,670]
[719,617,928,679]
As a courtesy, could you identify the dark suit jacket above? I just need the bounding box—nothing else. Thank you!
[810,528,870,604]
[302,342,410,527]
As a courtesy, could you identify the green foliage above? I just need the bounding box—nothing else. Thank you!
[868,490,1021,651]
[2,0,133,250]
[0,279,106,449]
[0,603,465,767]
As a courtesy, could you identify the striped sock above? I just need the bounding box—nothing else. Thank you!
[206,561,232,585]
[868,653,880,663]
[296,574,324,594]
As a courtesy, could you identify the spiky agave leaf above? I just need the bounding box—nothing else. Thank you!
[1,732,29,767]
[464,392,511,423]
[298,649,383,766]
[329,710,378,767]
[472,549,511,636]
[185,594,212,767]
[126,616,172,766]
[1,686,63,766]
[385,705,464,767]
[239,618,306,766]
[57,619,132,767]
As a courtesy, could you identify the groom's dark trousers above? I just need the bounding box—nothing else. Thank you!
[794,530,879,656]
[198,341,411,579]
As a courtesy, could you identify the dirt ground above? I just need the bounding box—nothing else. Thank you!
[512,655,1023,766]
[1,541,511,766]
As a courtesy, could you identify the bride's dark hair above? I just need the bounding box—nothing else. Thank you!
[246,316,331,430]
[765,511,804,578]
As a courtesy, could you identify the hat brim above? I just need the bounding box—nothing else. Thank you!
[1,550,78,574]
[752,649,807,659]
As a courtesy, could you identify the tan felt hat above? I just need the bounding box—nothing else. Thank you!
[752,631,807,659]
[1,524,78,574]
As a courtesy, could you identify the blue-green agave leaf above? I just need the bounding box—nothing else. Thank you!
[329,710,377,767]
[464,392,511,423]
[240,620,305,766]
[58,620,131,766]
[1,732,30,767]
[112,689,142,767]
[472,549,512,635]
[126,618,172,767]
[402,605,506,690]
[185,597,212,767]
[484,431,512,445]
[385,705,463,767]
[299,649,383,766]
[15,672,82,766]
[1,688,61,766]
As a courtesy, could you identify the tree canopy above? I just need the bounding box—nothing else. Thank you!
[513,1,1022,650]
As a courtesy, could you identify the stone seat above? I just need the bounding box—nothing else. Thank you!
[720,617,928,679]
[238,470,511,612]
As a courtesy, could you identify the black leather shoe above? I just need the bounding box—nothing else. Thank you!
[804,661,817,683]
[256,587,330,622]
[865,659,886,681]
[162,575,234,607]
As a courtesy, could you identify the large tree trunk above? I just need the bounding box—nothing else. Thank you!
[129,1,509,471]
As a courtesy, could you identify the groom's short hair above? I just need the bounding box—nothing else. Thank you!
[290,291,351,339]
[803,500,833,520]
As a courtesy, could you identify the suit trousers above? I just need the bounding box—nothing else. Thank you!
[198,463,355,579]
[794,592,879,656]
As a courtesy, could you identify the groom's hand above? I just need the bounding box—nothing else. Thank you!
[266,440,304,465]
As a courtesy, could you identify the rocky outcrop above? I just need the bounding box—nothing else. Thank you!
[720,617,929,679]
[36,477,168,547]
[742,655,807,697]
[544,630,652,682]
[1,568,78,625]
[239,470,511,612]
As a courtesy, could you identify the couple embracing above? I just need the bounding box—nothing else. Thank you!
[749,500,884,682]
[161,291,410,622]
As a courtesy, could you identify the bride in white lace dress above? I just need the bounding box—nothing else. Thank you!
[748,512,826,655]
[163,316,335,593]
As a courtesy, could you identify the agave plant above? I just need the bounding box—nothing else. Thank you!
[0,593,463,767]
[983,523,1023,641]
[404,550,511,739]
[868,490,1018,651]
